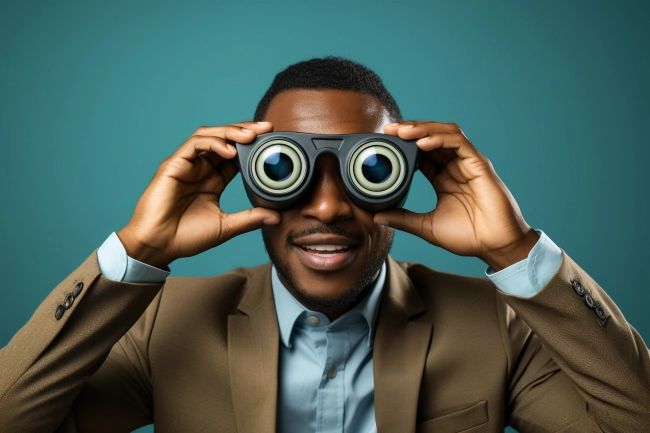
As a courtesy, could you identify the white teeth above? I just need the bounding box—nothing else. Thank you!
[311,252,342,257]
[299,244,351,256]
[303,244,348,252]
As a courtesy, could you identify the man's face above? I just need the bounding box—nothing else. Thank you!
[261,89,395,319]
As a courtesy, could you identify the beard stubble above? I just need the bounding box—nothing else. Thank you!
[261,224,394,312]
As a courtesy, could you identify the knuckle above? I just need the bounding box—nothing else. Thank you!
[194,126,209,135]
[161,158,186,173]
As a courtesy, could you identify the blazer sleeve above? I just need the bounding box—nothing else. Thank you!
[498,250,650,432]
[0,250,164,433]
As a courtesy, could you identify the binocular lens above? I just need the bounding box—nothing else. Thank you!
[350,142,405,196]
[252,140,307,195]
[361,153,392,184]
[264,152,293,182]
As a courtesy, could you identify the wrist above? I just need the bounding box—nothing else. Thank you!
[117,228,173,269]
[480,228,539,272]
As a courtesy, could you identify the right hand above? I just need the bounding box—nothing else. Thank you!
[117,121,280,268]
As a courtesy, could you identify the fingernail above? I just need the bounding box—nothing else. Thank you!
[374,219,390,226]
[263,217,279,225]
[227,144,236,152]
[400,125,414,130]
[257,121,271,125]
[385,123,398,127]
[241,128,253,133]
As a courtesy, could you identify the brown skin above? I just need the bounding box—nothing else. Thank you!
[119,89,538,321]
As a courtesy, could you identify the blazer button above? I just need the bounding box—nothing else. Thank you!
[72,282,83,297]
[571,279,585,296]
[55,305,65,320]
[63,293,74,309]
[584,293,596,309]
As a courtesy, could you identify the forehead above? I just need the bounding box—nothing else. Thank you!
[262,89,390,134]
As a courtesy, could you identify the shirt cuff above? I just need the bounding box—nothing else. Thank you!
[97,232,170,283]
[486,230,563,298]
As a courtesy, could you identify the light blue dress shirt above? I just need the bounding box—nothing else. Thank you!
[272,263,385,433]
[96,230,563,432]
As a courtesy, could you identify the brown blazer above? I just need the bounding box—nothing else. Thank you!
[0,250,648,433]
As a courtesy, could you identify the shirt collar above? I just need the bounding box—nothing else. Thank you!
[271,261,387,349]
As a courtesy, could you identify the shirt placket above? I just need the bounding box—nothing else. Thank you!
[316,325,351,433]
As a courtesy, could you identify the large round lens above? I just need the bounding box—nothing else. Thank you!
[251,139,307,195]
[349,142,405,196]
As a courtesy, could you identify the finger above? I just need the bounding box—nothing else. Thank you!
[397,122,461,141]
[193,122,272,144]
[383,121,416,135]
[158,152,218,184]
[175,135,237,162]
[197,150,222,168]
[418,157,440,184]
[383,121,458,137]
[217,159,239,185]
[220,207,281,241]
[421,148,456,166]
[194,160,239,196]
[231,121,274,133]
[415,132,481,160]
[373,208,430,239]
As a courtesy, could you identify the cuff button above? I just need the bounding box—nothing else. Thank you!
[584,293,596,309]
[595,305,607,320]
[72,282,83,297]
[55,305,65,320]
[64,294,74,309]
[571,279,586,296]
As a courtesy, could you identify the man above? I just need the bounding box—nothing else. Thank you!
[0,57,648,433]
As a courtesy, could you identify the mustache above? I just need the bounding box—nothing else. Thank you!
[286,224,364,244]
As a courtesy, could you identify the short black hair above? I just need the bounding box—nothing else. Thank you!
[254,56,402,123]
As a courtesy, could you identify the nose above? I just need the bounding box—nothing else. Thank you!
[300,154,354,223]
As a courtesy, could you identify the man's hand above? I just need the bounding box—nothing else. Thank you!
[118,122,281,269]
[374,121,539,271]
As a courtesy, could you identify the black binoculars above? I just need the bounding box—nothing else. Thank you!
[235,132,420,212]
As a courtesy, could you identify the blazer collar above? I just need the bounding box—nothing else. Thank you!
[373,256,433,433]
[228,262,279,433]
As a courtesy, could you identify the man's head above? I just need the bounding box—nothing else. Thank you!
[255,56,402,320]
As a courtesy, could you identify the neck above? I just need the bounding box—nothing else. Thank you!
[278,270,380,322]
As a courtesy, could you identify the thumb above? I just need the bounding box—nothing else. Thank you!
[374,208,429,239]
[221,207,281,241]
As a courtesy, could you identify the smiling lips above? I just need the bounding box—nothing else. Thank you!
[293,235,361,271]
[299,244,351,257]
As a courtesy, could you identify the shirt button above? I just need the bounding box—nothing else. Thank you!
[307,315,320,326]
[328,368,337,379]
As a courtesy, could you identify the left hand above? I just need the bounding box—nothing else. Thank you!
[374,121,539,271]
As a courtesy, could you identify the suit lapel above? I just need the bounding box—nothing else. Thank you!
[374,257,432,433]
[228,263,279,433]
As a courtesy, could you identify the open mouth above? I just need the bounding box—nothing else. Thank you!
[291,234,361,271]
[298,244,352,257]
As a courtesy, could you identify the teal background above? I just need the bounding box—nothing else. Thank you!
[1,1,648,432]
